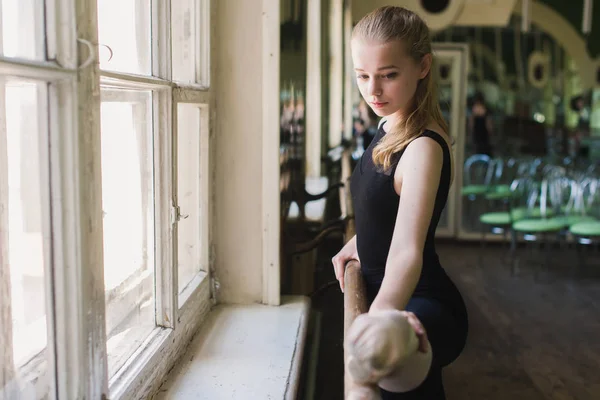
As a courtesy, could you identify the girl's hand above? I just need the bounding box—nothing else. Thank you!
[331,236,359,293]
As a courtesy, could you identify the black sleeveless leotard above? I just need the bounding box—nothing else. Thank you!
[350,123,468,380]
[351,122,461,304]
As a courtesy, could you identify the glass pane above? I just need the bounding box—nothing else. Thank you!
[2,79,50,397]
[0,0,45,60]
[172,0,197,84]
[177,104,203,296]
[101,88,155,377]
[97,0,151,75]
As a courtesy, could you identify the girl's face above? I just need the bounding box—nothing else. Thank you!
[351,39,430,121]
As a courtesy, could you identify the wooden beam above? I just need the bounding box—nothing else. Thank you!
[306,0,322,178]
[329,0,343,148]
[343,0,354,142]
[262,0,281,306]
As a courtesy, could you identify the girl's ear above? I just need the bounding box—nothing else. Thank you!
[420,54,432,79]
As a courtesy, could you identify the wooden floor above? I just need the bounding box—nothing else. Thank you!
[308,238,600,400]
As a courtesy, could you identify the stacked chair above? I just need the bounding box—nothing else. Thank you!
[469,155,600,280]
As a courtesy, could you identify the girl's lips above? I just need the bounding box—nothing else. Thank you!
[371,102,388,108]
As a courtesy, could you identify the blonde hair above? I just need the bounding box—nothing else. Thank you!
[352,6,448,171]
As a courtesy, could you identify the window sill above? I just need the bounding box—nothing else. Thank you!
[110,272,212,400]
[154,295,311,400]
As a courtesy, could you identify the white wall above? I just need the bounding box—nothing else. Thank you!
[213,0,280,305]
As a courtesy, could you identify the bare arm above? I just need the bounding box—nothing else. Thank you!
[369,137,443,313]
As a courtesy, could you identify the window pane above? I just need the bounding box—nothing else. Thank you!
[0,0,45,60]
[177,104,203,295]
[101,88,155,377]
[97,0,151,75]
[171,0,197,84]
[1,79,50,397]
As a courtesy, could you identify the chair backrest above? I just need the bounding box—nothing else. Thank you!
[547,175,573,215]
[486,157,505,186]
[463,154,491,186]
[509,177,554,219]
[537,179,552,219]
[577,177,600,218]
[509,176,536,213]
[543,164,567,179]
[563,177,582,215]
[501,157,520,184]
[514,157,542,179]
[528,157,544,178]
[586,162,599,176]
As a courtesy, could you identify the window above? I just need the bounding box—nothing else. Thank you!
[0,0,212,399]
[97,0,151,75]
[1,79,52,399]
[1,0,45,60]
[100,88,156,377]
[171,0,211,86]
[176,103,210,301]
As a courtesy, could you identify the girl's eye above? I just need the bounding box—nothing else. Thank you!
[357,74,368,80]
[383,73,398,79]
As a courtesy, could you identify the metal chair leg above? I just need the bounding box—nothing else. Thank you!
[479,226,486,268]
[502,227,511,266]
[575,237,585,275]
[510,229,518,276]
[544,233,553,280]
[534,236,544,282]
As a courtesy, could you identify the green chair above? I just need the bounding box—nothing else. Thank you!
[478,177,522,266]
[553,177,597,227]
[484,157,520,201]
[465,156,517,234]
[569,177,600,271]
[484,185,512,201]
[571,220,600,237]
[461,154,492,196]
[510,178,570,280]
[461,154,492,231]
[478,176,547,269]
[571,221,600,272]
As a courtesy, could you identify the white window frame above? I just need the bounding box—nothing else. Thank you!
[0,0,213,399]
[96,0,213,396]
[172,98,211,307]
[0,1,79,398]
[0,76,59,400]
[170,0,211,88]
[99,84,163,375]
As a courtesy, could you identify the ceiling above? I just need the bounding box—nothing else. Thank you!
[539,0,599,57]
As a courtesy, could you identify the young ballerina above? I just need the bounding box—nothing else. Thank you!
[331,6,468,399]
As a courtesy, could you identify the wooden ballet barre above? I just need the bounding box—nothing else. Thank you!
[343,260,369,399]
[340,148,374,398]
